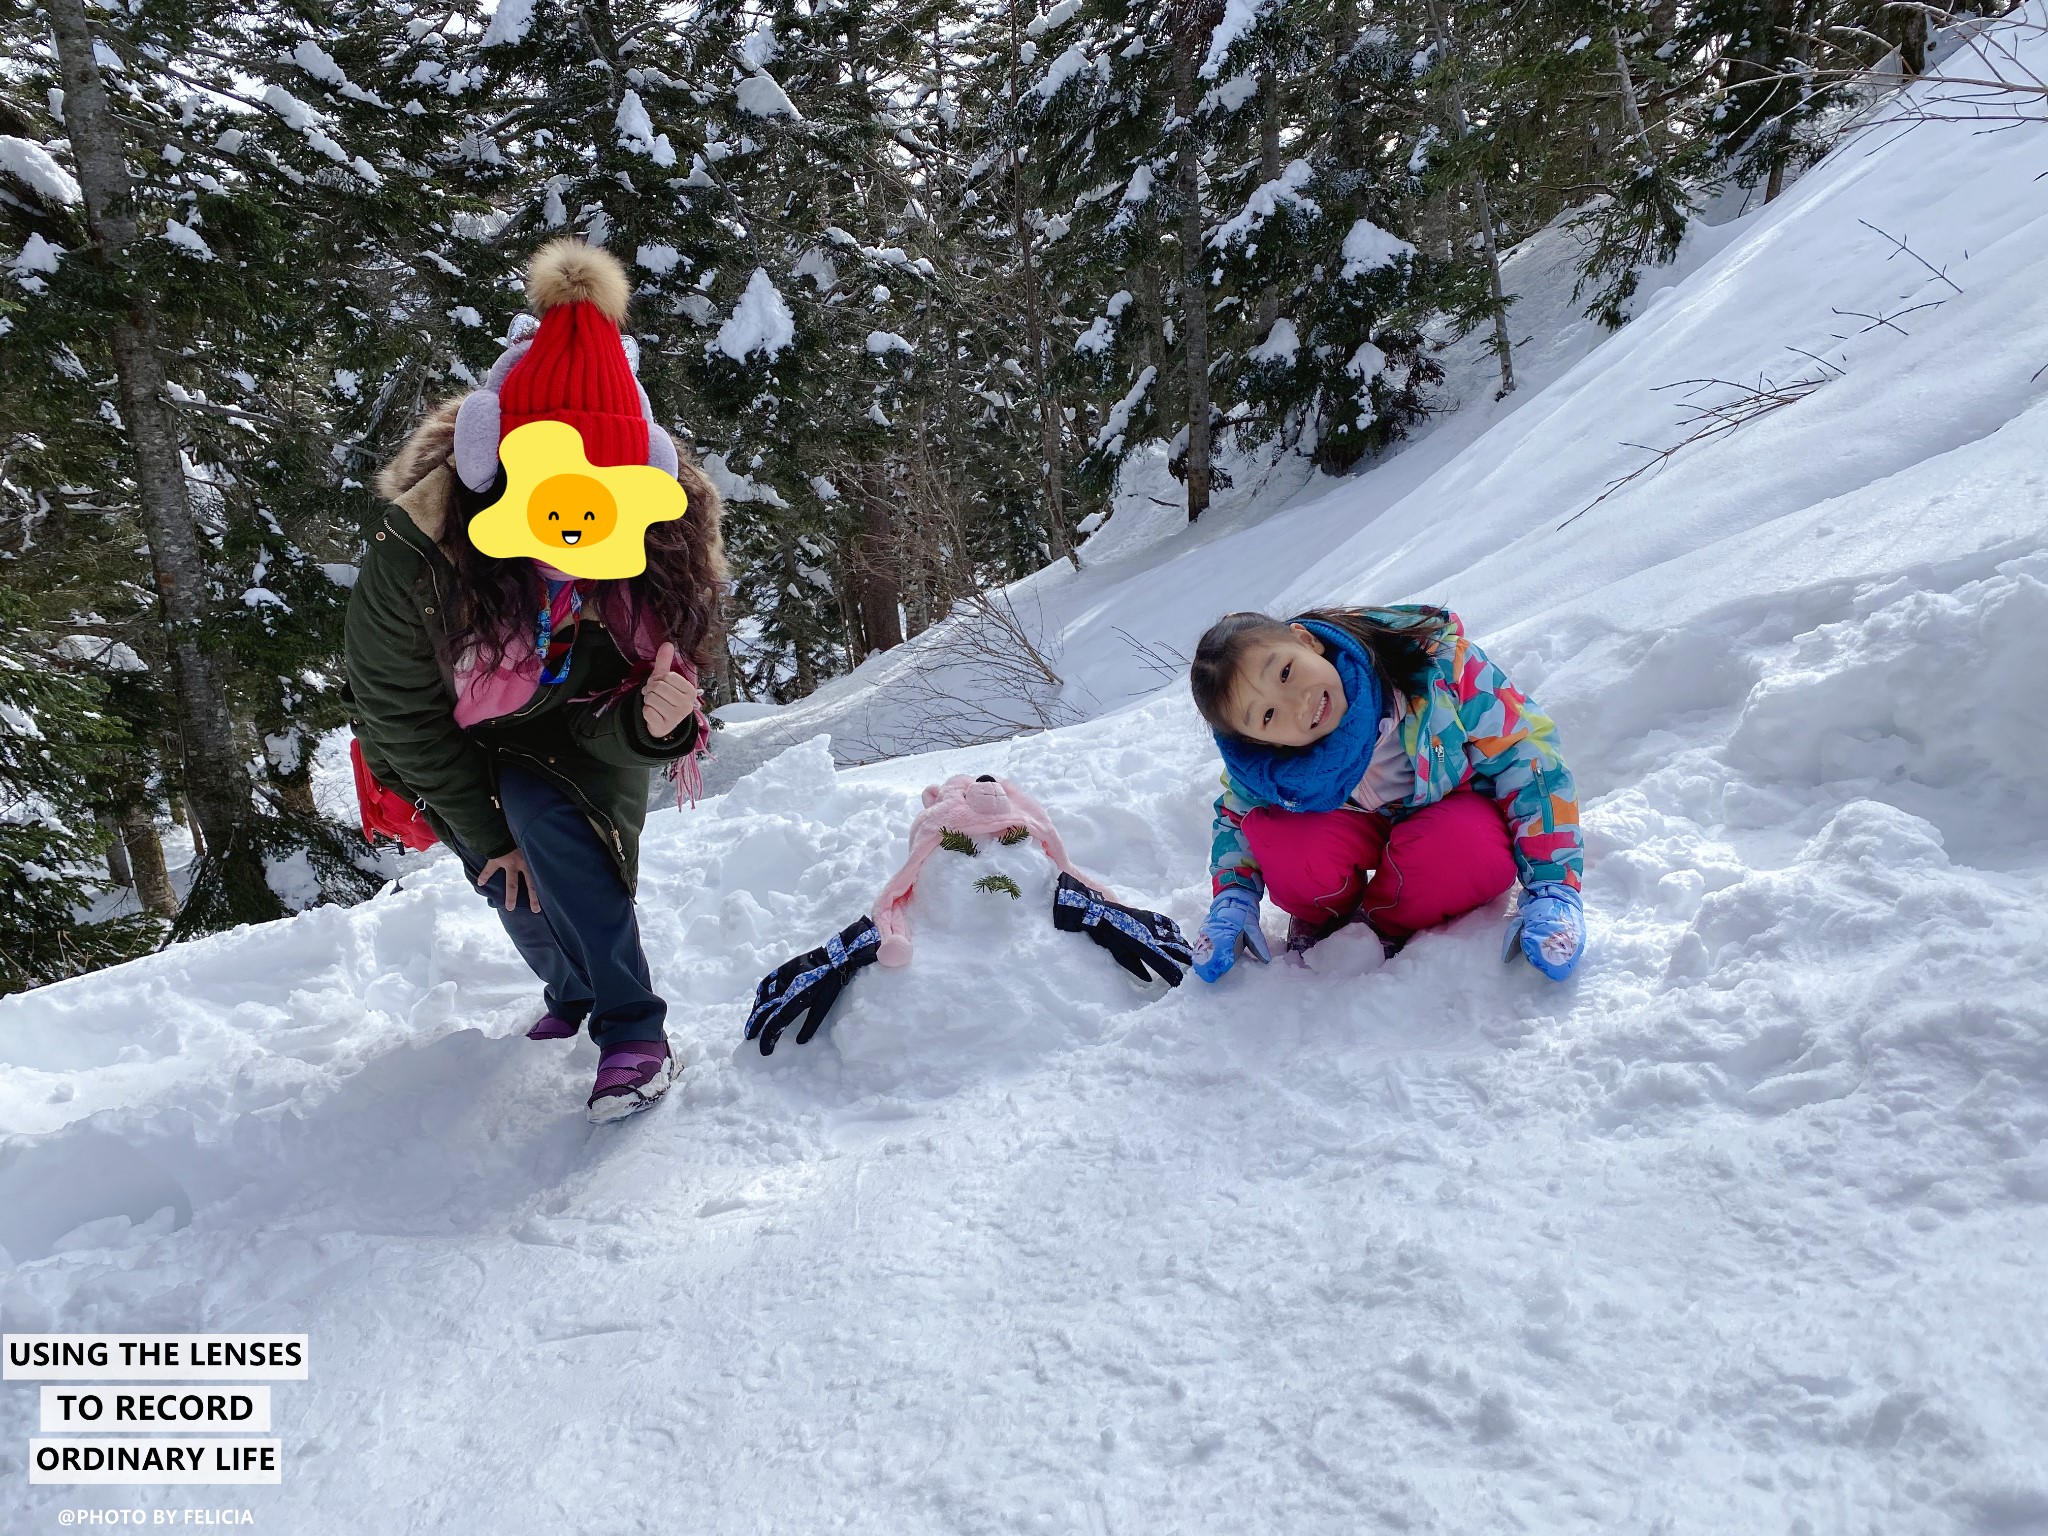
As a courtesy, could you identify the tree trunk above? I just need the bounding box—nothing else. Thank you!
[724,633,751,703]
[1725,0,1795,200]
[183,794,206,860]
[1258,65,1283,335]
[1172,24,1214,522]
[1764,0,1818,202]
[99,811,133,887]
[275,771,319,821]
[1900,4,1927,74]
[46,0,269,901]
[1613,26,1654,165]
[117,802,179,919]
[852,474,906,655]
[1137,253,1166,373]
[1325,0,1366,173]
[1007,2,1075,569]
[1423,0,1514,397]
[1470,177,1515,396]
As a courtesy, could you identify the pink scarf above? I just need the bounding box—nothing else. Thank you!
[450,569,711,803]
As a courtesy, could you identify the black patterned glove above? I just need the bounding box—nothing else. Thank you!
[1053,874,1194,988]
[744,916,881,1055]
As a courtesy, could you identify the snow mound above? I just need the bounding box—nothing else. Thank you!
[1728,553,2048,824]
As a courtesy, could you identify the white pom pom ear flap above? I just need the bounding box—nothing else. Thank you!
[646,423,679,478]
[452,391,502,493]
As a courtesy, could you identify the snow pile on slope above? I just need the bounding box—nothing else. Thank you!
[5,28,2048,1534]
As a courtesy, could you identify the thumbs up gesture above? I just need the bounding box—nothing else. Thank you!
[640,642,701,740]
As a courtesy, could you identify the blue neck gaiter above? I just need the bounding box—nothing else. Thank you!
[1214,618,1386,813]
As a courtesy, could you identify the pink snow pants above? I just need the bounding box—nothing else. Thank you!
[1241,789,1517,942]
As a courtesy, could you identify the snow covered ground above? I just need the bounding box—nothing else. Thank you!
[5,27,2048,1533]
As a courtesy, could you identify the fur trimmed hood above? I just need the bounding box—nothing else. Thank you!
[373,396,463,537]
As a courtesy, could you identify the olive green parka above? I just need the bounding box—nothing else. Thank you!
[343,406,706,889]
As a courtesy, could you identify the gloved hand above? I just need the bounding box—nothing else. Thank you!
[1190,886,1272,983]
[1502,881,1584,981]
[1053,874,1195,987]
[744,915,881,1055]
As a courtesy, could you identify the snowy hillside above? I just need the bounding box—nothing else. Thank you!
[703,195,1671,786]
[5,33,2048,1534]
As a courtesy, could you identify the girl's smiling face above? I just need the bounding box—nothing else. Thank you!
[1226,626,1348,747]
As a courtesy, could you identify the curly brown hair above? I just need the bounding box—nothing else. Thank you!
[375,394,728,677]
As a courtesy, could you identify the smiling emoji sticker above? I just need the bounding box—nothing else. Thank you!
[468,419,687,578]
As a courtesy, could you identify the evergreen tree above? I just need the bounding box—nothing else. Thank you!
[0,0,501,933]
[1017,0,1219,519]
[1201,0,1442,472]
[0,588,158,994]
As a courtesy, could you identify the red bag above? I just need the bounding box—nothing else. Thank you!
[349,737,439,851]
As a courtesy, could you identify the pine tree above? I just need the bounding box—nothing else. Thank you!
[2,0,499,936]
[1017,0,1219,520]
[1556,4,1701,328]
[1201,0,1442,472]
[0,588,158,994]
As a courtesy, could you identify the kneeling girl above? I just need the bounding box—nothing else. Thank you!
[1186,606,1585,982]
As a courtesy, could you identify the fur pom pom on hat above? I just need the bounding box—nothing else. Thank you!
[452,240,684,491]
[525,237,631,322]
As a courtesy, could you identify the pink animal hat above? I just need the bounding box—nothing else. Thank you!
[872,775,1109,967]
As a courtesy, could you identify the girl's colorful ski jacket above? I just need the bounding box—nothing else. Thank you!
[1209,608,1582,897]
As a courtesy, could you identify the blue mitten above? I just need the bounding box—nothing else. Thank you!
[1502,882,1584,981]
[1190,887,1272,983]
[744,916,881,1055]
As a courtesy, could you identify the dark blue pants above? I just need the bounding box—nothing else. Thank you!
[451,761,666,1050]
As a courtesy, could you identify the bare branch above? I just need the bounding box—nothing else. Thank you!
[1855,218,1965,292]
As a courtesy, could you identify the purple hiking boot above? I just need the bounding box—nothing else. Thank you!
[586,1039,675,1123]
[526,1011,582,1041]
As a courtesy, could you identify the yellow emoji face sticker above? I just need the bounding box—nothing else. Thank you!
[528,473,620,550]
[468,419,687,579]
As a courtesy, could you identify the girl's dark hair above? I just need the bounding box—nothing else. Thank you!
[1190,606,1449,742]
[378,394,728,678]
[440,463,727,676]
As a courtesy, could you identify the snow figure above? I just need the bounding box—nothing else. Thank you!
[870,775,1108,966]
[743,776,1192,1054]
[1186,606,1585,982]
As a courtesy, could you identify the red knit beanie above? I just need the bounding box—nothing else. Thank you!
[497,241,649,469]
